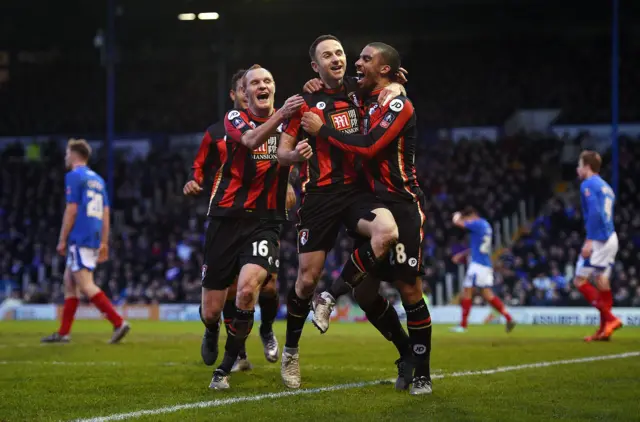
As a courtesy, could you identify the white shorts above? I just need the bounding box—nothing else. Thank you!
[463,262,494,288]
[575,233,618,279]
[67,244,98,272]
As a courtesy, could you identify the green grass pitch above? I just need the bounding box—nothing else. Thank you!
[1,321,639,421]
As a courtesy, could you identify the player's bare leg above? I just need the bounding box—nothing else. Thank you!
[42,268,79,343]
[353,277,411,390]
[450,287,473,333]
[282,251,325,388]
[313,209,398,333]
[481,288,515,333]
[74,268,129,343]
[258,274,279,363]
[201,287,227,365]
[594,274,622,339]
[396,278,432,395]
[211,264,268,390]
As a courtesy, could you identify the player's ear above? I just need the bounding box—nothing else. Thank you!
[379,64,391,76]
[229,90,236,102]
[310,61,319,74]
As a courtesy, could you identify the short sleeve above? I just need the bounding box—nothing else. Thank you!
[223,110,252,143]
[65,172,83,204]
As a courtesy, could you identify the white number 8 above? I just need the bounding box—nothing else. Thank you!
[252,240,269,257]
[390,243,407,265]
[87,190,104,219]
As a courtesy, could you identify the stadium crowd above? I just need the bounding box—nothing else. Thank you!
[493,138,640,308]
[0,134,573,307]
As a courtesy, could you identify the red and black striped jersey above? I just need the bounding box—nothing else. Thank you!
[208,108,291,221]
[189,121,228,194]
[283,82,361,194]
[318,92,423,203]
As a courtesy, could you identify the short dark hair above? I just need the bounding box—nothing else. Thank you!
[309,34,341,61]
[231,68,246,92]
[579,150,602,173]
[461,206,478,217]
[67,138,91,161]
[367,42,401,77]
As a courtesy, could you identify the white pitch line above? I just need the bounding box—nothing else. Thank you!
[73,351,640,422]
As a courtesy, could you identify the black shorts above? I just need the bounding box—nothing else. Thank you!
[202,218,281,290]
[297,185,385,254]
[352,198,426,285]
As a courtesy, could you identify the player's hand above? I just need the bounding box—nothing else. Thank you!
[279,95,305,119]
[56,241,66,257]
[286,184,297,210]
[301,112,323,136]
[452,253,462,264]
[183,180,203,196]
[581,240,593,259]
[395,67,408,84]
[378,82,405,107]
[98,243,109,264]
[294,138,313,161]
[303,78,324,94]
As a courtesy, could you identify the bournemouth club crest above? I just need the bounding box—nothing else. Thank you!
[299,229,309,246]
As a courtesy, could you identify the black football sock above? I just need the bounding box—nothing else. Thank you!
[217,308,254,374]
[285,288,311,349]
[404,298,432,379]
[359,294,411,358]
[328,242,381,298]
[222,300,246,359]
[258,293,279,337]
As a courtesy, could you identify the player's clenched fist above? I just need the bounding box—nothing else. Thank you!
[294,139,313,161]
[301,112,323,136]
[183,180,203,196]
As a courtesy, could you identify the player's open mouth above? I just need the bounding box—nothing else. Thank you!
[356,71,364,82]
[330,65,343,72]
[256,92,270,103]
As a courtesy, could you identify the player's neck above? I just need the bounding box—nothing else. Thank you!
[371,79,392,96]
[322,77,343,90]
[72,162,87,170]
[249,106,274,119]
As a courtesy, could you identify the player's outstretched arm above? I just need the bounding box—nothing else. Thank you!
[301,97,414,159]
[230,95,305,150]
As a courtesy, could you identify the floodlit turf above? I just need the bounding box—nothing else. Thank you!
[1,321,639,422]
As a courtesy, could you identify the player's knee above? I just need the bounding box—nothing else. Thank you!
[237,283,259,309]
[573,276,587,288]
[396,281,422,304]
[296,265,322,298]
[372,219,398,255]
[202,305,222,324]
[481,288,494,301]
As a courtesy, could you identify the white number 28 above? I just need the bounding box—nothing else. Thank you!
[86,190,104,219]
